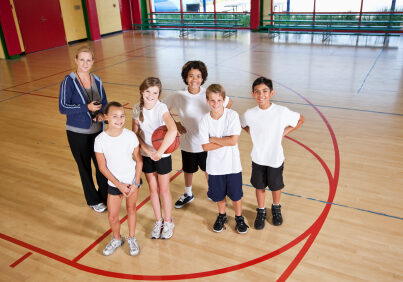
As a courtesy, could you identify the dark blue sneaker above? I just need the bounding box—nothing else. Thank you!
[174,193,194,208]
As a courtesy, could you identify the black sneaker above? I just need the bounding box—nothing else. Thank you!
[235,215,249,234]
[213,213,227,232]
[271,204,283,226]
[254,208,267,230]
[174,193,194,209]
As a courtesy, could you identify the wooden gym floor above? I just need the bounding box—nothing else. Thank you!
[0,30,402,281]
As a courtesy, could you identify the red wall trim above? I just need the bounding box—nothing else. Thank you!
[131,0,141,26]
[119,0,132,30]
[250,0,260,30]
[0,0,22,56]
[85,0,101,40]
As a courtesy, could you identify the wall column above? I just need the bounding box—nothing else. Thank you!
[0,0,22,58]
[131,0,142,28]
[84,0,101,40]
[250,0,261,30]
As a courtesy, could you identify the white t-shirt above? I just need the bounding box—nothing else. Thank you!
[94,128,139,187]
[164,86,230,153]
[199,108,242,175]
[240,103,300,168]
[132,100,170,157]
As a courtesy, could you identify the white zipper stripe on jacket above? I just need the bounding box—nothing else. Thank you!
[61,77,80,109]
[69,73,92,119]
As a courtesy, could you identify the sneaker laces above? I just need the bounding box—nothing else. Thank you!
[154,220,163,229]
[216,214,226,224]
[256,210,266,221]
[236,216,249,228]
[106,238,121,249]
[178,194,187,202]
[272,206,282,217]
[126,237,138,250]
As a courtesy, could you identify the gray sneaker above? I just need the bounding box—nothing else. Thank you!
[91,202,107,213]
[103,236,124,256]
[151,219,163,239]
[161,220,175,239]
[126,236,140,256]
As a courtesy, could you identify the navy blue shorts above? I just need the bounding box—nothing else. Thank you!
[207,172,243,202]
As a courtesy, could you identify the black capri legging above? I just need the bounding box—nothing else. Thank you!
[66,130,108,206]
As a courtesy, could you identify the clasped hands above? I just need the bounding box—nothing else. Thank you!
[117,182,139,197]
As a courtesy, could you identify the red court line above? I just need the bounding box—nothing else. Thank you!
[72,170,183,263]
[72,196,150,263]
[9,252,33,268]
[3,89,58,99]
[276,94,340,280]
[0,138,334,280]
[278,135,339,281]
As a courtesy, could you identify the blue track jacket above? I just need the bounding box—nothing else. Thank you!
[59,72,108,129]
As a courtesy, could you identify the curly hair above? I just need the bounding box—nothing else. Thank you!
[181,61,208,85]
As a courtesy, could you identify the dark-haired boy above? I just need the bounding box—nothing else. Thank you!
[240,77,304,229]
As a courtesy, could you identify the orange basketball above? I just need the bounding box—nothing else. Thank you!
[151,125,180,154]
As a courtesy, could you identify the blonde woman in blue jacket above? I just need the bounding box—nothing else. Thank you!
[59,47,108,213]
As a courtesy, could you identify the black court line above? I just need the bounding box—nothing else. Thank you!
[356,47,384,94]
[234,96,403,116]
[243,182,403,221]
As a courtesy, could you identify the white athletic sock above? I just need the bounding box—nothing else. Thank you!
[185,186,192,196]
[258,207,266,210]
[272,203,280,206]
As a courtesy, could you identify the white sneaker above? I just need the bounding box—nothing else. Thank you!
[151,219,163,239]
[161,220,175,239]
[103,236,124,256]
[91,202,107,213]
[126,236,140,256]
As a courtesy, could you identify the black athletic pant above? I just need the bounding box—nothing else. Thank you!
[66,130,108,206]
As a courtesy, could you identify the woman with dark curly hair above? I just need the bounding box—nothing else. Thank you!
[164,61,232,209]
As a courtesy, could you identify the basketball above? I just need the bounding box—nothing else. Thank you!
[152,125,180,154]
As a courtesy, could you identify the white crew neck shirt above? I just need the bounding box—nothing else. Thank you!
[132,100,170,157]
[94,128,139,186]
[240,103,300,168]
[199,108,242,175]
[164,86,230,153]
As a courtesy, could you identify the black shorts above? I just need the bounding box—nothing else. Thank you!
[142,155,172,175]
[108,179,143,195]
[181,150,207,173]
[108,185,122,195]
[250,162,284,191]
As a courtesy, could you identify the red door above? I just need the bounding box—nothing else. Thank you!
[119,0,133,30]
[13,0,66,53]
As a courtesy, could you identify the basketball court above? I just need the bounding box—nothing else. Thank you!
[0,30,402,281]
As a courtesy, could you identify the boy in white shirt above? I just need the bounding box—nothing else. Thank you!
[241,77,304,229]
[164,61,232,208]
[200,84,248,234]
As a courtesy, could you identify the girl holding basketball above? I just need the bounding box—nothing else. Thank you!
[95,101,143,256]
[132,77,178,239]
